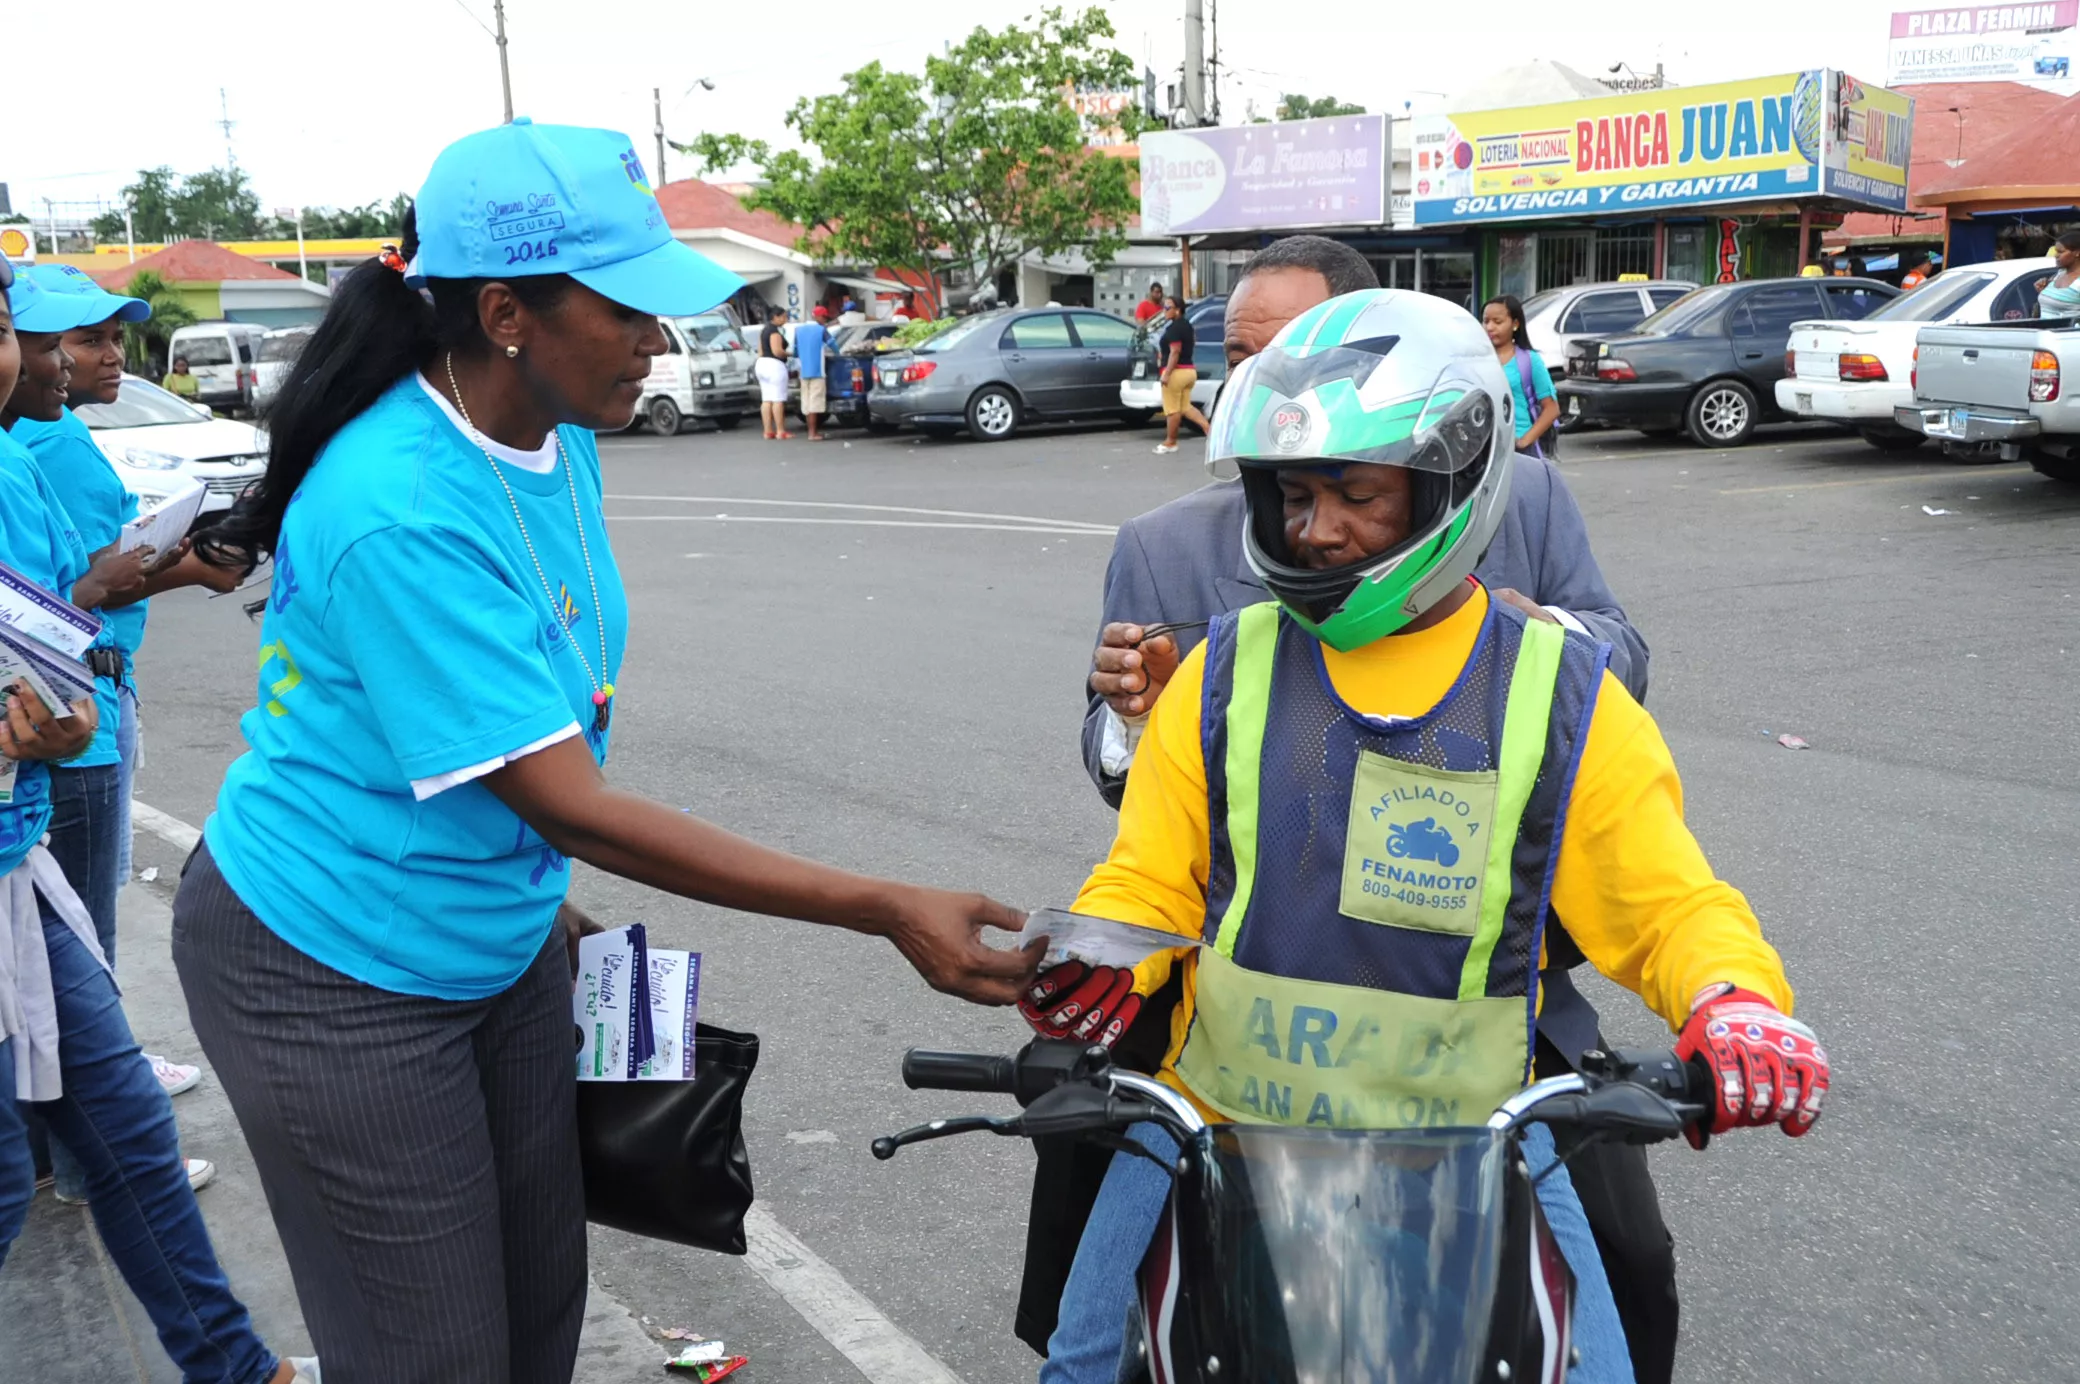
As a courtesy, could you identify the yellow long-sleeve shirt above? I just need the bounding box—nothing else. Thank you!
[1074,587,1791,1064]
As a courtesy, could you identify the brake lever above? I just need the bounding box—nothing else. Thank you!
[870,1114,1024,1161]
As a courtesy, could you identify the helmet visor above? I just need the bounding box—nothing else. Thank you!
[1208,342,1498,476]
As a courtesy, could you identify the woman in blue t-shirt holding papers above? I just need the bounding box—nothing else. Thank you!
[0,260,315,1383]
[173,121,1040,1384]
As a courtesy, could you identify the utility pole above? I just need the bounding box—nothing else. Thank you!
[1209,0,1220,124]
[218,89,238,172]
[493,0,515,124]
[1181,0,1206,126]
[124,201,137,264]
[654,87,667,186]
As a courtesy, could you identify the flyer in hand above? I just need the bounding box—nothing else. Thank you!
[0,561,100,658]
[1019,908,1204,971]
[120,478,209,558]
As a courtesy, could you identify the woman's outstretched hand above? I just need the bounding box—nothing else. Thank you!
[884,889,1043,1006]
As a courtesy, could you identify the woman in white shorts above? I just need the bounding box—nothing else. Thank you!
[754,304,792,439]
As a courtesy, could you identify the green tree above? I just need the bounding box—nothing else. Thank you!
[89,165,268,243]
[90,167,179,242]
[1273,94,1367,121]
[117,271,197,378]
[281,194,410,241]
[684,6,1152,299]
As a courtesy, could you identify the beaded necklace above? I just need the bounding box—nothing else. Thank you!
[444,351,615,733]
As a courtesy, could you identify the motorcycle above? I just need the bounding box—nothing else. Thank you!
[874,1041,1708,1384]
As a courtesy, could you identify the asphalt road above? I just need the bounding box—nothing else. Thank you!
[121,414,2080,1383]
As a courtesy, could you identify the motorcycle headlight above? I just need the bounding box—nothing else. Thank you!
[109,445,187,472]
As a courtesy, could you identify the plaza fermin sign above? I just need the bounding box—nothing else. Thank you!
[1413,70,1913,224]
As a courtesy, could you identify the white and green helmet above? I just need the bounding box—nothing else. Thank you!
[1207,288,1515,651]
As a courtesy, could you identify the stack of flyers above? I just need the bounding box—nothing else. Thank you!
[574,924,702,1082]
[0,562,100,747]
[638,949,702,1081]
[0,561,101,658]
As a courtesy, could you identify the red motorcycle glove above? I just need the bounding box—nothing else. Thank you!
[1019,961,1144,1049]
[1675,986,1830,1145]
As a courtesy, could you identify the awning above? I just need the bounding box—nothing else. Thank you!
[824,272,912,295]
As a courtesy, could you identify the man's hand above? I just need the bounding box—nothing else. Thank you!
[883,888,1041,1006]
[1675,986,1830,1146]
[1019,959,1144,1048]
[559,899,606,985]
[0,683,99,762]
[1090,624,1181,719]
[1490,588,1560,626]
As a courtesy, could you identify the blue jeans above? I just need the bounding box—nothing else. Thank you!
[0,893,279,1382]
[1043,1123,1634,1384]
[40,759,126,1200]
[116,684,139,900]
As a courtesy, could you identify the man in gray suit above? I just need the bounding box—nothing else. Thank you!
[1046,237,1677,1383]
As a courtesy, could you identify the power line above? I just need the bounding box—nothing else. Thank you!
[446,0,496,37]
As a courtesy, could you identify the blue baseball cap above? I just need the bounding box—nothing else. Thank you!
[28,263,151,324]
[407,118,744,317]
[4,259,103,333]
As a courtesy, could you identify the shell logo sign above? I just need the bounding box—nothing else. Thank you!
[0,227,33,262]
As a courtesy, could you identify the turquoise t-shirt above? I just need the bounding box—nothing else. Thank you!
[11,408,143,767]
[0,429,93,871]
[205,377,629,1000]
[1501,349,1556,442]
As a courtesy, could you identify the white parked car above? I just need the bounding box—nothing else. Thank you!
[73,375,268,514]
[1523,280,1696,373]
[1775,257,2060,454]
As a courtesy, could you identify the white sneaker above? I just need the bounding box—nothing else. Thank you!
[1153,443,1179,454]
[286,1356,322,1383]
[185,1158,216,1193]
[147,1054,201,1096]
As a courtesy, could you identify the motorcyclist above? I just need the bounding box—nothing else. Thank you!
[1023,290,1830,1384]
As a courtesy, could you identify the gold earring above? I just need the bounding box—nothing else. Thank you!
[505,344,520,359]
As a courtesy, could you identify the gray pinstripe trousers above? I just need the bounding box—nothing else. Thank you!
[171,844,587,1384]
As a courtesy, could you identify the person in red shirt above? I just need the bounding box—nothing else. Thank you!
[1132,282,1165,324]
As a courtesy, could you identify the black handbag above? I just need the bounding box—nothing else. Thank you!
[576,1022,759,1254]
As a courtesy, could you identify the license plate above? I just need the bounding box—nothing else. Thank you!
[1949,407,1969,434]
[1566,395,1582,417]
[1132,362,1148,379]
[1796,392,1813,412]
[881,371,901,387]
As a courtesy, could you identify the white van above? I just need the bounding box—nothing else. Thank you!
[166,322,267,411]
[252,327,314,411]
[637,310,760,433]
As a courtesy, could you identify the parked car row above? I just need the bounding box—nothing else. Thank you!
[868,308,1153,440]
[1557,277,1901,447]
[1552,257,2075,457]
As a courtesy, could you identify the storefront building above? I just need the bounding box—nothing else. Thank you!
[1134,75,1915,315]
[1412,71,1917,300]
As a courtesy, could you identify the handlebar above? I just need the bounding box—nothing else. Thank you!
[901,1050,1017,1095]
[880,1044,1710,1163]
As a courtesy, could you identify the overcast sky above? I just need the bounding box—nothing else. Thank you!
[10,0,1902,223]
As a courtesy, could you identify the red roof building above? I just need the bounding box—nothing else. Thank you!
[653,178,809,251]
[1831,82,2070,250]
[88,239,303,292]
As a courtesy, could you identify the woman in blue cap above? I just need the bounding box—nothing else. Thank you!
[8,266,245,1161]
[175,121,1039,1384]
[0,255,317,1384]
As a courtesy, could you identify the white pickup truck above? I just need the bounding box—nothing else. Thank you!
[1894,316,2080,483]
[1776,257,2057,456]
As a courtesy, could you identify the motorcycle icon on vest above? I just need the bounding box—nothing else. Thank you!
[1385,817,1460,868]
